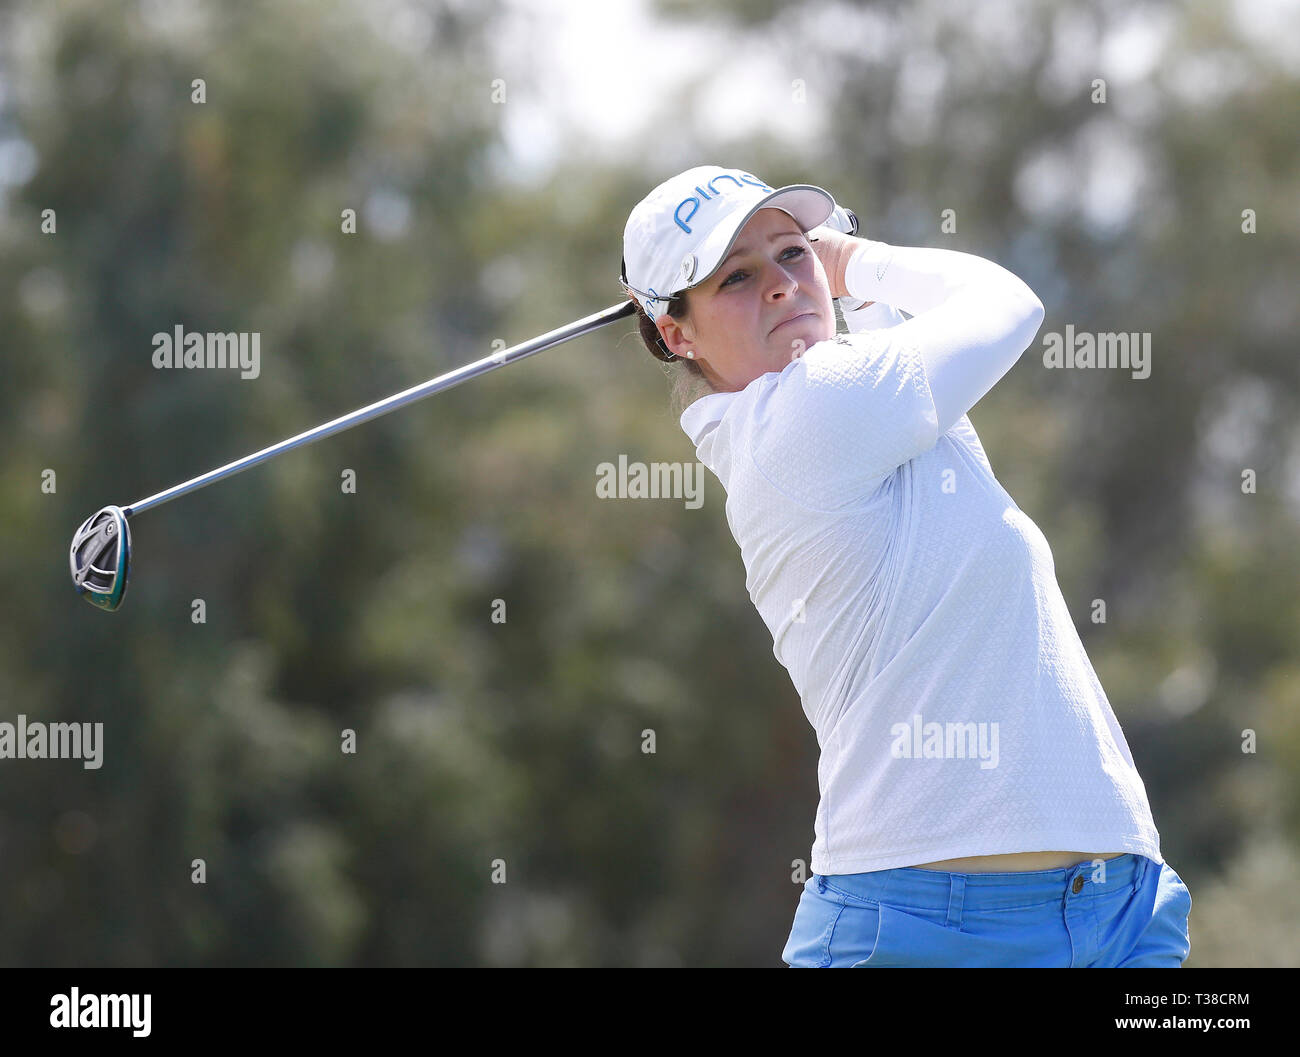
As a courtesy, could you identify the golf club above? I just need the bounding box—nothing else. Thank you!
[69,300,637,612]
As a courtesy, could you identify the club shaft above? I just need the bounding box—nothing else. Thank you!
[124,301,636,517]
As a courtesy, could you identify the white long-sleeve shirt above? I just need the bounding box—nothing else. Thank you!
[680,240,1163,874]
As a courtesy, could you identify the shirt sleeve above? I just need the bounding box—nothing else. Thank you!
[747,241,1043,509]
[839,299,908,333]
[747,330,940,509]
[842,240,1045,436]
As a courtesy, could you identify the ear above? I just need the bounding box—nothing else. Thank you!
[656,313,697,360]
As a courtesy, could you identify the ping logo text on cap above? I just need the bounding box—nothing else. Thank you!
[673,171,773,234]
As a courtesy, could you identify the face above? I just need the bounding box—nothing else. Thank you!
[656,207,835,391]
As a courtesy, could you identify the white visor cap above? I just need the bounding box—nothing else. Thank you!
[621,165,836,321]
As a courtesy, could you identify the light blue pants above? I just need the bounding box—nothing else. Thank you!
[782,854,1191,967]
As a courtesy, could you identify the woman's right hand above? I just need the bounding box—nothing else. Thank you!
[809,227,864,301]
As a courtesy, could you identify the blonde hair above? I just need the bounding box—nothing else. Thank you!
[628,291,718,417]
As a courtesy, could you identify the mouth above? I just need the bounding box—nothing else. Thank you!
[769,311,815,336]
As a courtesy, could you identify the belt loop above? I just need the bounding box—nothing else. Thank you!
[946,874,966,928]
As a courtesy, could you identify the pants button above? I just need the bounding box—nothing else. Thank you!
[1071,875,1085,894]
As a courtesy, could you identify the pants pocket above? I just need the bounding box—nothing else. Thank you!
[854,902,965,967]
[1113,866,1192,967]
[784,880,883,967]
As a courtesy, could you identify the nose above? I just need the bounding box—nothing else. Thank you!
[763,261,799,301]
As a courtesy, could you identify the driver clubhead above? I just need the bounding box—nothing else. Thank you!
[70,505,131,611]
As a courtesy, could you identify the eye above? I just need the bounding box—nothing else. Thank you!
[719,245,806,289]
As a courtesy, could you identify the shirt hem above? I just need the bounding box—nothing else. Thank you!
[812,834,1163,876]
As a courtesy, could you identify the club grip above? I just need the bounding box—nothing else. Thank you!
[824,204,859,236]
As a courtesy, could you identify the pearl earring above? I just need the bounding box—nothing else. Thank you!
[686,350,694,359]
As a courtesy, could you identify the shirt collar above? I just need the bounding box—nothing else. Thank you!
[679,390,738,445]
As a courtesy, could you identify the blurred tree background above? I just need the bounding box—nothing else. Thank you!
[0,0,1296,966]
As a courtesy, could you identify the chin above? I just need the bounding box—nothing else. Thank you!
[775,325,830,362]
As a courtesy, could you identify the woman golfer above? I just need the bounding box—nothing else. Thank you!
[620,165,1192,967]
